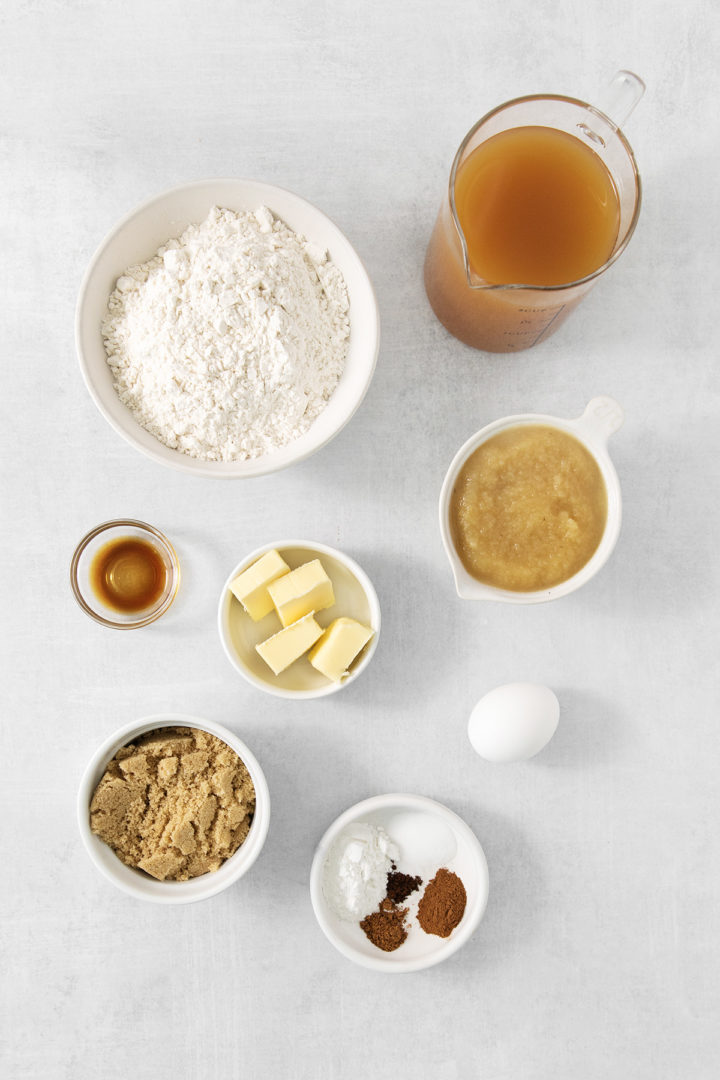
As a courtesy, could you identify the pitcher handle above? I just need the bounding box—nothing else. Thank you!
[594,70,645,129]
[574,396,625,444]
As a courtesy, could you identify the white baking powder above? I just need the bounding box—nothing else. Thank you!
[102,206,349,461]
[322,822,398,922]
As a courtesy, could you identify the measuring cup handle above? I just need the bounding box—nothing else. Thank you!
[594,70,645,129]
[575,396,625,444]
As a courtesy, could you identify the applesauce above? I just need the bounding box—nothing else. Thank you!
[449,424,607,591]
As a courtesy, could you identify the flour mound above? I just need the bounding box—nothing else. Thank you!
[102,205,350,461]
[322,823,399,922]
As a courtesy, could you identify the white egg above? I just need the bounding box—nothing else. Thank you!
[468,683,559,763]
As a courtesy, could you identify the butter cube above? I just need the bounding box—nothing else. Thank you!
[255,613,324,676]
[267,559,335,627]
[229,549,290,621]
[308,617,374,682]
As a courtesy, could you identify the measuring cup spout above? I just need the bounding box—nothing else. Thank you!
[593,70,645,130]
[449,195,507,292]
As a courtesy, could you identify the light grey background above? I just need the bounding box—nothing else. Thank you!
[2,1,719,1077]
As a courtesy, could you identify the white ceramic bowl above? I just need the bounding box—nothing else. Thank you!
[77,714,270,903]
[75,178,380,477]
[218,540,380,699]
[439,396,624,604]
[310,793,489,973]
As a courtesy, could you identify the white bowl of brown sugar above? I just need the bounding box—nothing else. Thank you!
[77,714,270,903]
[310,793,489,972]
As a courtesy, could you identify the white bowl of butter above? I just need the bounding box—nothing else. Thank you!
[218,540,381,698]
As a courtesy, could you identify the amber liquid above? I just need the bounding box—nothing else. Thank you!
[454,126,620,287]
[424,124,623,351]
[90,537,168,613]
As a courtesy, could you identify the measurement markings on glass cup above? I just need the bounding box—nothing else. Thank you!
[506,304,568,347]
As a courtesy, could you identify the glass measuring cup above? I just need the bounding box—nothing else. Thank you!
[424,72,644,353]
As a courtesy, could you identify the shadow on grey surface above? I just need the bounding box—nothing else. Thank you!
[345,546,460,710]
[240,715,379,896]
[573,420,712,620]
[139,523,230,631]
[534,685,628,769]
[419,798,543,979]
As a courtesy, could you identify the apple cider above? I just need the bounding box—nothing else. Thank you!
[424,125,622,352]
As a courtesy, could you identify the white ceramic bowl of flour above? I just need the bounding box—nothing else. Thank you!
[76,179,380,477]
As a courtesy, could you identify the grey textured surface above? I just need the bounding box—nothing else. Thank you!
[2,1,719,1077]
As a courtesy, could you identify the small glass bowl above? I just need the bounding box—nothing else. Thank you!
[70,519,180,629]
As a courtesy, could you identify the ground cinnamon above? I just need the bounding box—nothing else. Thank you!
[416,868,467,938]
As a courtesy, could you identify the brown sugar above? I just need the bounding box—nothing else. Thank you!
[89,726,255,881]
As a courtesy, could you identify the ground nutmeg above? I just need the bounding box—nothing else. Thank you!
[360,898,409,952]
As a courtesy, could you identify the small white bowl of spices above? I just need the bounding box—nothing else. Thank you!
[77,714,270,903]
[76,178,380,477]
[310,793,489,972]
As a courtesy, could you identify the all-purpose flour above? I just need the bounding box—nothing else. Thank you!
[102,206,350,461]
[322,822,399,922]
